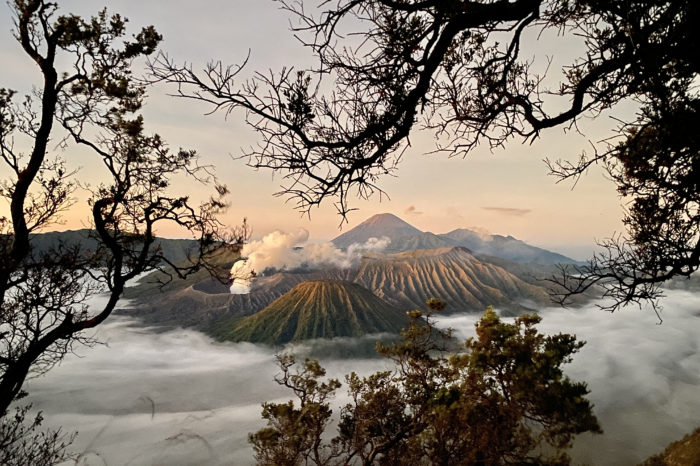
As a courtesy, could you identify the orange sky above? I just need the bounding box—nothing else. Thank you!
[0,0,629,260]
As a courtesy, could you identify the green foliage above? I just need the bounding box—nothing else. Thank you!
[640,427,700,466]
[251,302,601,465]
[250,355,342,466]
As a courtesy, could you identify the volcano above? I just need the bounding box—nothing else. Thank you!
[332,213,421,249]
[224,280,409,344]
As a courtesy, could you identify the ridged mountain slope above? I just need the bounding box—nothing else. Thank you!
[354,247,551,314]
[332,213,421,249]
[226,280,409,344]
[124,247,557,332]
[386,232,461,253]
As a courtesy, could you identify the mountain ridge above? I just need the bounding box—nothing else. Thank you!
[332,212,577,265]
[352,246,550,314]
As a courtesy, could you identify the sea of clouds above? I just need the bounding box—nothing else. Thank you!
[23,289,700,465]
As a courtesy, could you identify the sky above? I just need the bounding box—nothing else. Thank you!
[0,1,631,260]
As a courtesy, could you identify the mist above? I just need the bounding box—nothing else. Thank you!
[23,289,700,465]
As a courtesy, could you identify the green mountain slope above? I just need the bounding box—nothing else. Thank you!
[224,280,409,344]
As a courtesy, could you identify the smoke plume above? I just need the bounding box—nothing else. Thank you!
[230,229,390,294]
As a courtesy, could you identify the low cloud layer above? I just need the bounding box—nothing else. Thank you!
[23,289,700,465]
[25,319,387,465]
[437,291,700,464]
[230,230,390,294]
[482,206,532,217]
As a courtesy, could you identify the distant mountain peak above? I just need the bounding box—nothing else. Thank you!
[361,212,411,224]
[440,229,576,265]
[332,212,422,249]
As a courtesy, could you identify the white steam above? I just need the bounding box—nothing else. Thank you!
[468,226,493,241]
[230,261,254,294]
[230,229,390,294]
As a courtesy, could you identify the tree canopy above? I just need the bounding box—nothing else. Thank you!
[152,0,699,313]
[0,0,240,443]
[251,302,601,465]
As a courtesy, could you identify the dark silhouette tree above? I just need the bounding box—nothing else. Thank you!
[0,405,74,465]
[151,0,699,313]
[250,301,601,465]
[0,0,241,442]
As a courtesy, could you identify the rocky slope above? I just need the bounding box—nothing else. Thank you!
[353,247,551,314]
[641,428,700,465]
[385,232,460,253]
[122,264,349,331]
[332,212,577,264]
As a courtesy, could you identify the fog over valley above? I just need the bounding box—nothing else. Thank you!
[24,289,700,465]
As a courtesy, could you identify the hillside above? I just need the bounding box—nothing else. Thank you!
[331,213,577,265]
[124,245,241,298]
[120,212,586,339]
[223,280,409,344]
[123,244,558,335]
[125,245,555,332]
[641,428,700,465]
[122,263,350,331]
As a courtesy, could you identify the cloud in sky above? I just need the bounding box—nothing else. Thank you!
[24,290,700,465]
[0,0,627,248]
[404,205,423,216]
[445,206,465,221]
[482,206,532,217]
